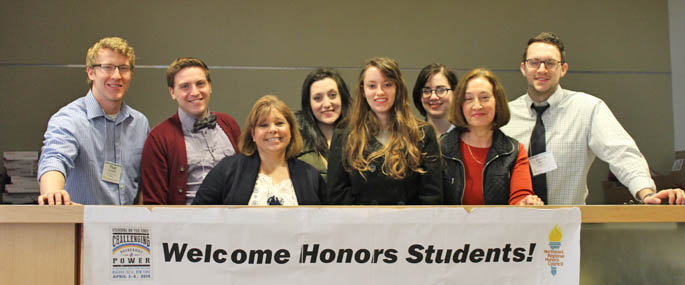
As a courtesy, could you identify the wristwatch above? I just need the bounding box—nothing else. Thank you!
[638,192,657,204]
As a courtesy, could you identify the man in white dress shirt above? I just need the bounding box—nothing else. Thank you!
[501,32,684,205]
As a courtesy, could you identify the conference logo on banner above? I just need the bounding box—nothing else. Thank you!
[111,227,152,280]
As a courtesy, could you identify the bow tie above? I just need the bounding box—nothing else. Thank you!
[192,113,217,133]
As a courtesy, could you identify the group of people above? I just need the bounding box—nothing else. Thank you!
[37,33,685,206]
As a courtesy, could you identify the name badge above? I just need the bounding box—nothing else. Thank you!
[102,161,122,184]
[529,152,557,176]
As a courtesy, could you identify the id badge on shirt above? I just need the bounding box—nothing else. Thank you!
[529,152,557,176]
[102,161,122,184]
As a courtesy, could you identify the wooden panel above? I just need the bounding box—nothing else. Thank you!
[579,205,685,223]
[2,205,685,223]
[0,205,83,223]
[0,223,76,285]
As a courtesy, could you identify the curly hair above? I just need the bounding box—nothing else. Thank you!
[344,57,431,180]
[85,37,135,87]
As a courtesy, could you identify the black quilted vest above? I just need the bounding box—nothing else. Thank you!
[440,127,519,205]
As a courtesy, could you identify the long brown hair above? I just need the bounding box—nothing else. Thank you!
[344,57,430,180]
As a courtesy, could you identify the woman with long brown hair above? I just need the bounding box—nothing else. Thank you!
[295,68,352,182]
[326,57,442,205]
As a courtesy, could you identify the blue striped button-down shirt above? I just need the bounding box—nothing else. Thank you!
[38,90,150,204]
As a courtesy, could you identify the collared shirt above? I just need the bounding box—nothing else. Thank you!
[501,86,655,205]
[38,90,149,204]
[178,109,235,204]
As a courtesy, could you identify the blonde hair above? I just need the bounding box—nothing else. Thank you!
[239,95,304,159]
[344,57,431,180]
[85,37,135,86]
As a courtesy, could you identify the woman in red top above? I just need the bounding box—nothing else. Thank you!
[441,68,543,205]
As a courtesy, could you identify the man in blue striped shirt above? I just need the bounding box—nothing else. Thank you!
[37,37,149,205]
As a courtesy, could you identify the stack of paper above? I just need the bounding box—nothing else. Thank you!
[3,151,39,204]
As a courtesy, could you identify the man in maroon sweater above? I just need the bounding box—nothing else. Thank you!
[140,57,241,204]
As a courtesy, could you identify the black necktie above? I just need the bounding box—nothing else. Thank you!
[529,103,550,203]
[192,113,217,133]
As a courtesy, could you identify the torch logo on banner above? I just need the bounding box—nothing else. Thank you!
[545,224,565,276]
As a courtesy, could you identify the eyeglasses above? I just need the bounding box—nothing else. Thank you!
[421,87,451,98]
[525,59,561,70]
[91,64,132,74]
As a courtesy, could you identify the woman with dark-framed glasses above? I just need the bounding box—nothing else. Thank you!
[441,68,542,205]
[412,63,458,136]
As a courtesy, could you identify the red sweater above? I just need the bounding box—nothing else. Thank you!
[460,141,534,205]
[140,112,241,204]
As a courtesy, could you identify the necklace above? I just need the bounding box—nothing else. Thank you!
[466,144,484,165]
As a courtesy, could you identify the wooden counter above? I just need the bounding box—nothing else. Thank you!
[3,205,685,224]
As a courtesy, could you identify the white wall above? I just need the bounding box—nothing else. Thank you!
[670,0,685,151]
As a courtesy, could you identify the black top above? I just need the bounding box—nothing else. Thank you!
[326,125,443,205]
[192,153,325,205]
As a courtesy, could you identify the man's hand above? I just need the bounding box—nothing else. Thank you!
[38,170,78,205]
[641,188,685,205]
[38,190,75,205]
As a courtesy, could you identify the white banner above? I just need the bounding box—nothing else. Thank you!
[83,206,580,284]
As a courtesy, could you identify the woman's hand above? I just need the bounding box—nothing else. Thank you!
[518,194,544,206]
